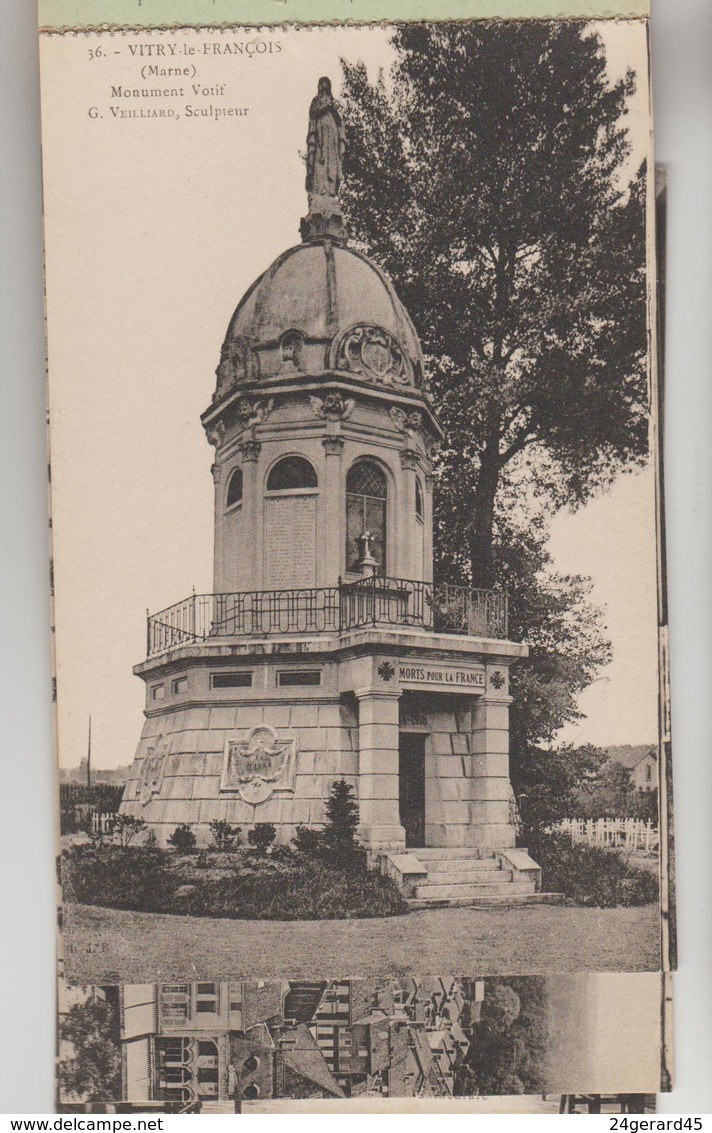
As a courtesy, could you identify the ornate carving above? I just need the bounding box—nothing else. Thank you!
[280,330,304,368]
[205,421,226,449]
[309,393,355,421]
[389,406,422,438]
[399,448,421,471]
[322,435,345,456]
[210,463,222,484]
[377,661,395,682]
[220,725,298,805]
[424,435,441,463]
[215,335,249,400]
[235,397,274,438]
[336,325,411,386]
[490,669,507,691]
[238,439,262,462]
[138,736,170,806]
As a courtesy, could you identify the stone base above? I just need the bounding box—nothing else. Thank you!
[424,822,516,851]
[357,823,406,856]
[300,196,347,243]
[121,631,528,855]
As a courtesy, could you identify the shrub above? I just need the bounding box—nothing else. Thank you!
[247,823,276,853]
[168,824,198,854]
[209,820,241,851]
[528,830,659,907]
[113,814,147,847]
[321,779,361,866]
[62,843,174,911]
[62,841,408,920]
[178,856,407,920]
[292,825,323,855]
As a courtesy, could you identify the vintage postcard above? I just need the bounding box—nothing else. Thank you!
[39,0,669,1110]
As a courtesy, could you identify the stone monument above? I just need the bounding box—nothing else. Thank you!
[119,80,546,904]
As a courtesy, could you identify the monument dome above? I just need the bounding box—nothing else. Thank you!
[214,240,426,399]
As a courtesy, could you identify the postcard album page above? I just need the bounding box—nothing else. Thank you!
[38,0,671,1114]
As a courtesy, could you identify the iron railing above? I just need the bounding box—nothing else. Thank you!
[146,577,508,657]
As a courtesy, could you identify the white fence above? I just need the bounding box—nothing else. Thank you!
[91,811,117,835]
[559,817,658,853]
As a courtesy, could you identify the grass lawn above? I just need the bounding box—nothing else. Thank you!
[63,900,660,983]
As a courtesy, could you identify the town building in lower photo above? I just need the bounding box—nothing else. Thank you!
[123,978,479,1106]
[59,977,484,1109]
[57,973,664,1110]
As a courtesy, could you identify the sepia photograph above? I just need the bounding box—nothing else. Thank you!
[41,17,663,987]
[57,973,662,1109]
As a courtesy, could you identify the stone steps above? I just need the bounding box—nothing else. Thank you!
[414,879,535,900]
[408,892,566,910]
[419,868,514,886]
[402,847,564,909]
[416,857,503,874]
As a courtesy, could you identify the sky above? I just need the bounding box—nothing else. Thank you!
[39,20,657,770]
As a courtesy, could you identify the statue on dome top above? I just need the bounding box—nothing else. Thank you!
[305,77,346,199]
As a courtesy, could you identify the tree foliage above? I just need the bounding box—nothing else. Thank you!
[496,516,611,743]
[456,978,548,1095]
[168,823,197,853]
[59,997,121,1103]
[247,823,277,852]
[322,778,361,864]
[340,21,648,587]
[209,819,241,851]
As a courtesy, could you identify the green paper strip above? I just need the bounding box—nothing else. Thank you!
[39,0,650,32]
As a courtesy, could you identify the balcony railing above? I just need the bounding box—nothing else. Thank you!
[146,576,508,658]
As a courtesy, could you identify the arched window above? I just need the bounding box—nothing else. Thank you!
[266,455,318,491]
[415,478,424,522]
[346,460,387,574]
[226,467,243,508]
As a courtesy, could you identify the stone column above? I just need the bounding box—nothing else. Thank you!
[469,664,517,850]
[239,439,261,590]
[354,687,405,853]
[211,461,223,594]
[322,432,344,587]
[423,472,434,583]
[398,448,420,580]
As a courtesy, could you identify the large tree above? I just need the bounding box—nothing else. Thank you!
[340,22,648,588]
[490,513,611,827]
[456,978,549,1095]
[59,997,122,1103]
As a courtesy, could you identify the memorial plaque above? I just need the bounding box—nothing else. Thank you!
[264,496,316,589]
[398,662,485,691]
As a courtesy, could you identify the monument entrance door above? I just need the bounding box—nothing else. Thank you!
[398,732,426,848]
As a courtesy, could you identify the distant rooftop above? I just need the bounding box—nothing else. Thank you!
[606,744,657,770]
